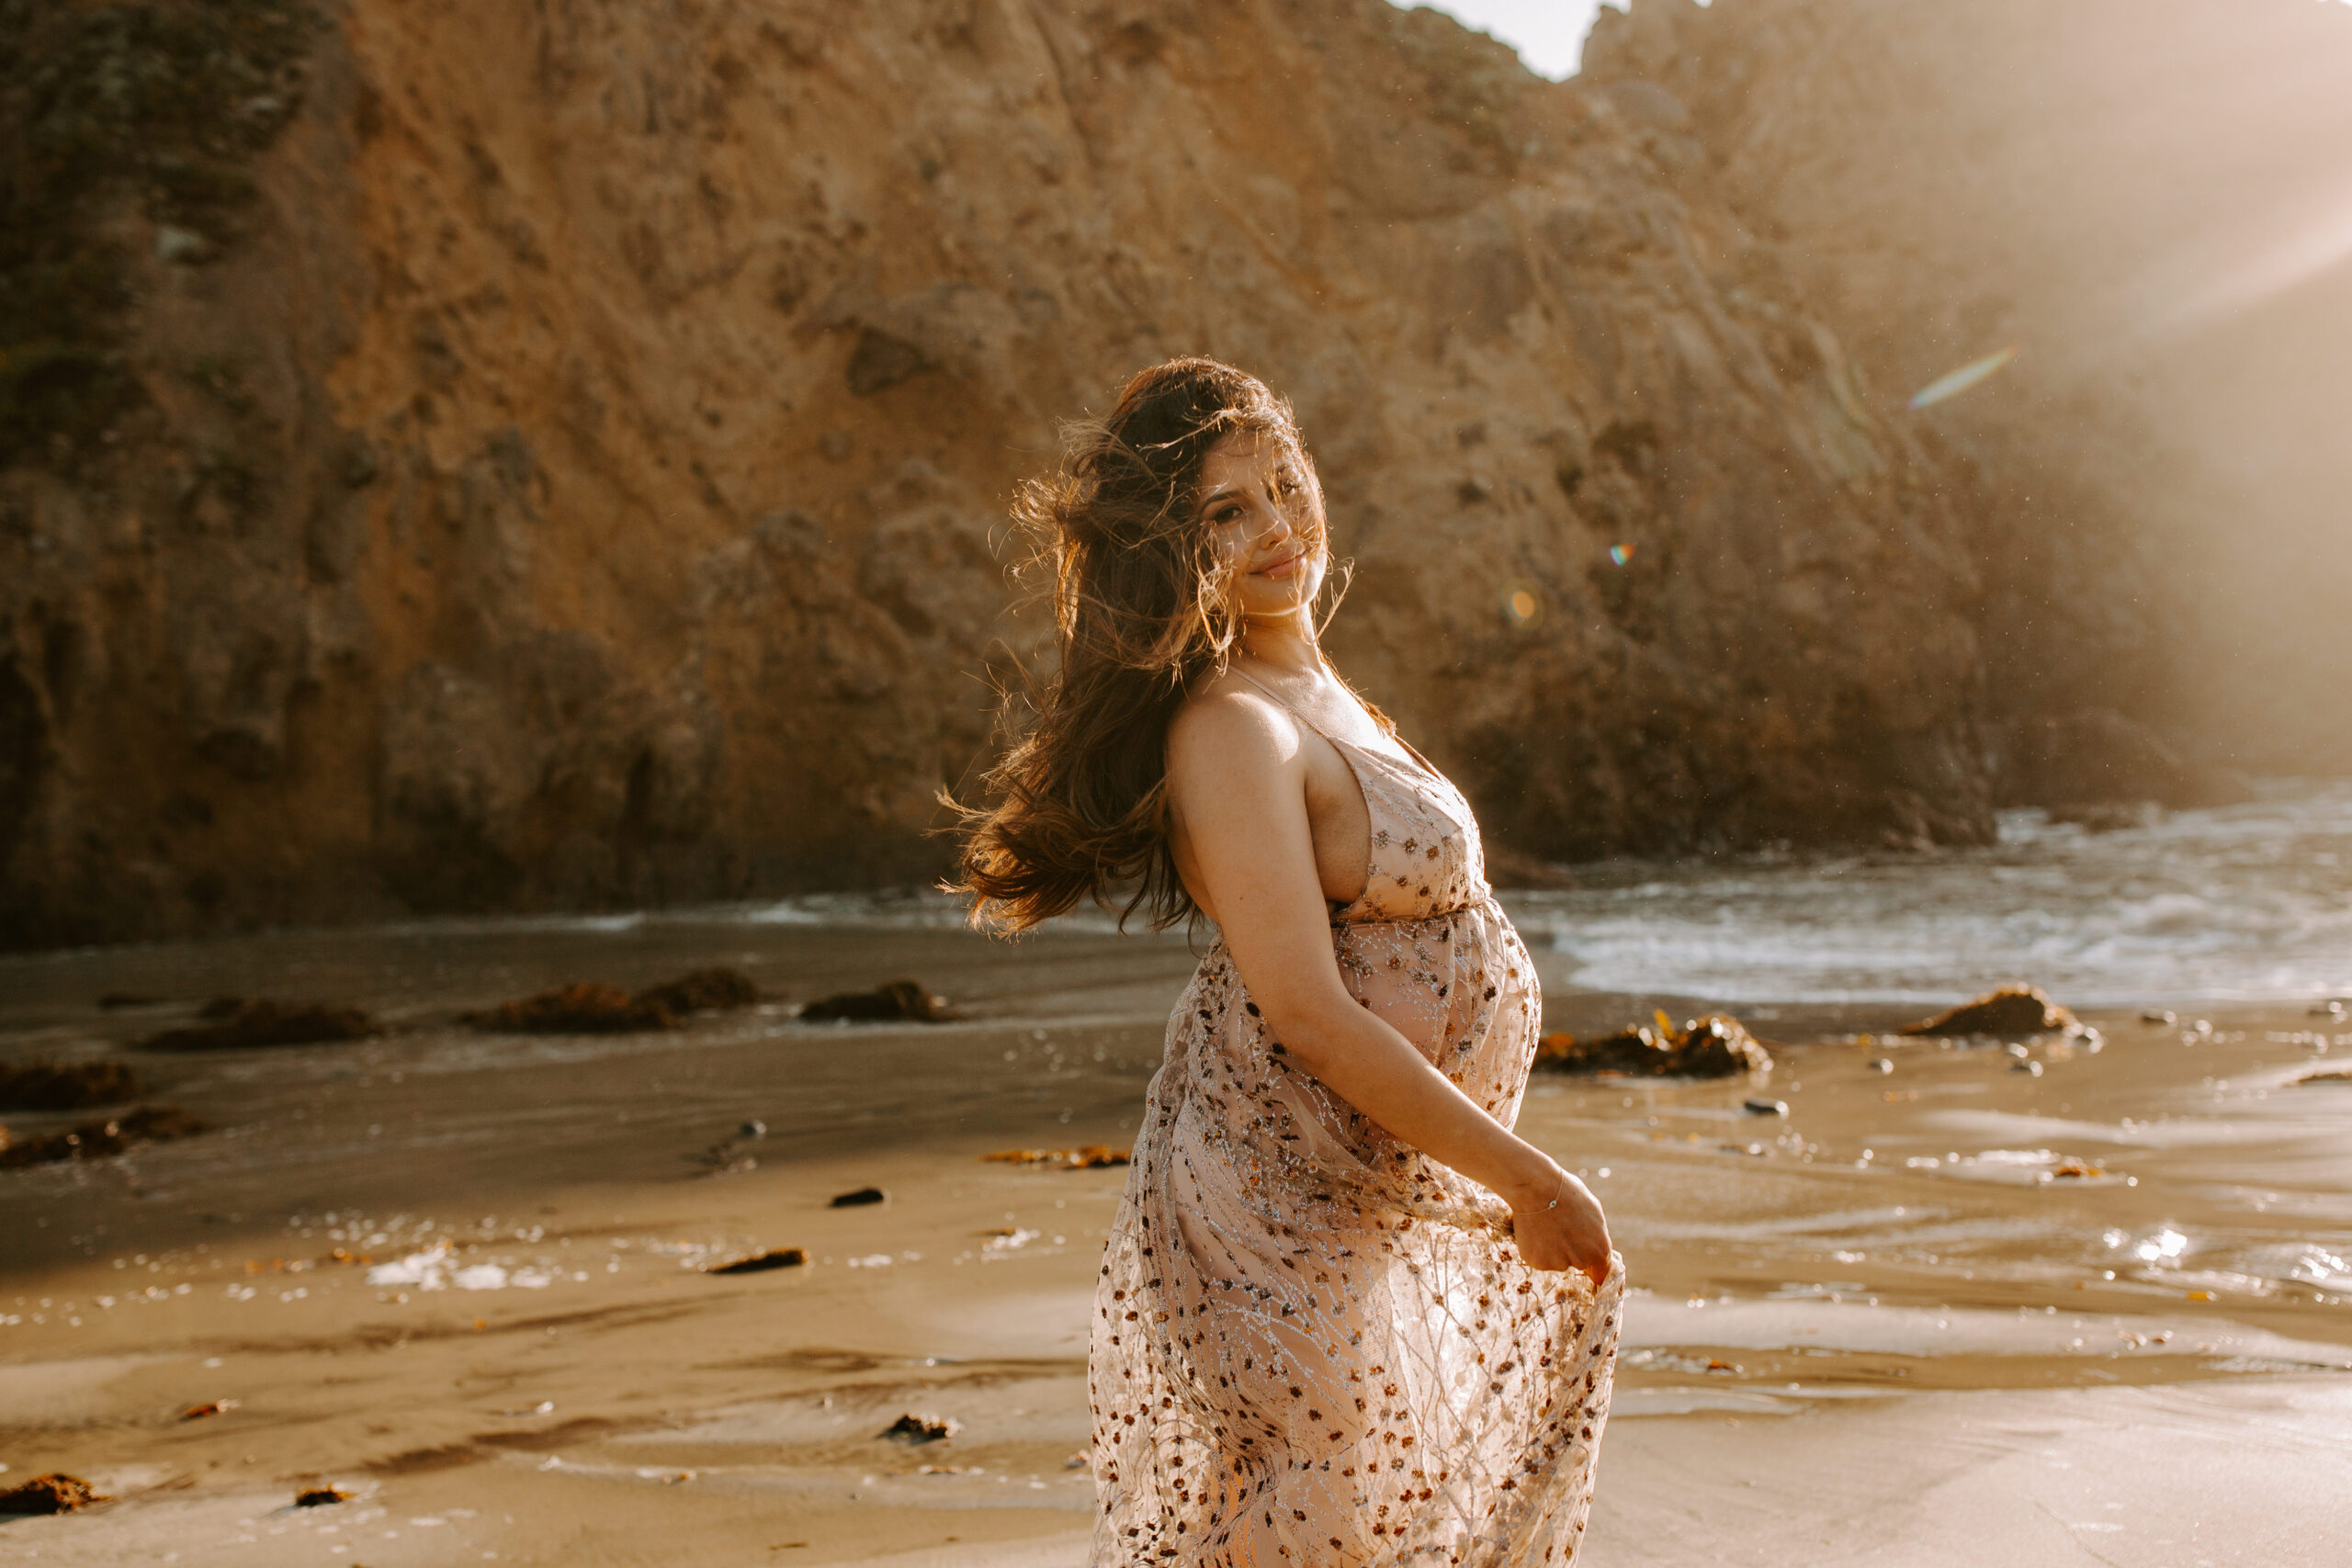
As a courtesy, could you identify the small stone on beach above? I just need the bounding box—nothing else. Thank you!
[880,1413,958,1444]
[707,1247,806,1274]
[180,1399,238,1420]
[829,1186,888,1207]
[294,1486,352,1507]
[1743,1098,1789,1116]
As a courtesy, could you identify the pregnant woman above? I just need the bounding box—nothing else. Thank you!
[956,358,1620,1564]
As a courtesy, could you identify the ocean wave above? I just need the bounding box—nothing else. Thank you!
[1507,779,2352,1005]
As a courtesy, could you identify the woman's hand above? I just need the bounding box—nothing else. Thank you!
[1503,1168,1613,1285]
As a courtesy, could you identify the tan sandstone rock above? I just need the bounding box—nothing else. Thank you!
[1,0,2015,945]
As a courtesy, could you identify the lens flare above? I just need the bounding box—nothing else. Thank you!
[1501,581,1543,629]
[1608,543,1634,567]
[2159,189,2352,333]
[1908,345,2020,409]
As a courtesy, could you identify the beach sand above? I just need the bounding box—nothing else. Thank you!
[3,918,2348,1564]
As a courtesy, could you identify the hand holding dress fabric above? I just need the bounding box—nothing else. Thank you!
[1506,1171,1616,1285]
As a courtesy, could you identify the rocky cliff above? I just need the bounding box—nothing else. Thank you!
[1585,0,2352,790]
[4,0,2022,946]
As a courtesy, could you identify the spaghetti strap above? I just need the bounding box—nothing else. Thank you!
[1227,663,1441,784]
[1227,664,1319,733]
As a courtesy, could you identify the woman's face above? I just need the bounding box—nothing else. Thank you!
[1195,432,1326,623]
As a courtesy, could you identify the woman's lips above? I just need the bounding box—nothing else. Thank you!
[1254,550,1306,578]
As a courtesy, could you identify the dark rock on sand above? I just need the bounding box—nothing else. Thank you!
[464,968,761,1033]
[141,999,382,1051]
[0,1060,140,1111]
[2295,1067,2352,1087]
[1899,985,2081,1039]
[707,1247,807,1274]
[0,1105,206,1168]
[462,982,676,1034]
[828,1186,887,1208]
[632,966,761,1016]
[1534,1015,1772,1077]
[880,1413,958,1444]
[294,1486,354,1507]
[0,1472,109,1514]
[799,980,958,1022]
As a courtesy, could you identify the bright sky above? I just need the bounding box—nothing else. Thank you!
[1395,0,1627,79]
[1404,0,2352,78]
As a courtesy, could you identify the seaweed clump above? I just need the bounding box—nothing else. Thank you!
[461,967,761,1033]
[1534,1013,1772,1077]
[0,1058,140,1110]
[0,0,321,467]
[0,1103,204,1168]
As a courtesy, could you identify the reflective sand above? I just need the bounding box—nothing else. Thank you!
[2,904,2348,1563]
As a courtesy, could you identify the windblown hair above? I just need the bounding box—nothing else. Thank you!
[951,357,1342,932]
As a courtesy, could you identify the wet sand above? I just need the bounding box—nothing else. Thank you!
[3,917,2348,1564]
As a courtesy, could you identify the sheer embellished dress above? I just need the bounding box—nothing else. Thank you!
[1088,677,1623,1564]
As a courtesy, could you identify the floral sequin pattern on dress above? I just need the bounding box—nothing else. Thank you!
[1087,694,1622,1565]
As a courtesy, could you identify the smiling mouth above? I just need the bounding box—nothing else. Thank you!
[1254,550,1307,578]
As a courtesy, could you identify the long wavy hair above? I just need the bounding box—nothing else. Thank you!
[950,357,1349,932]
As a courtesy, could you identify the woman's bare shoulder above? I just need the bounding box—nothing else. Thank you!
[1166,672,1298,779]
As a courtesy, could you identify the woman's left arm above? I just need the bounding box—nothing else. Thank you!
[1165,694,1611,1281]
